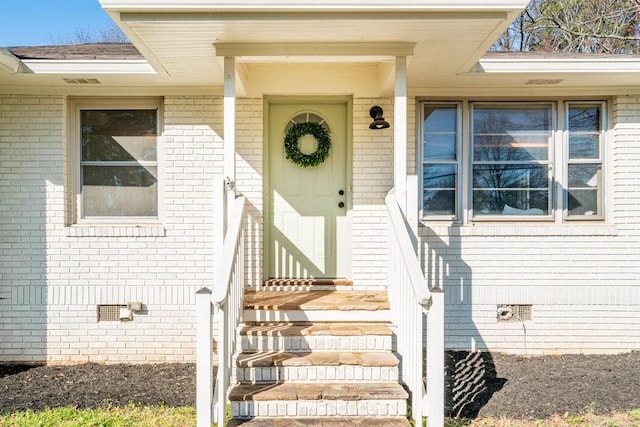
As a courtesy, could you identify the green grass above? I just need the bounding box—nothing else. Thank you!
[0,405,196,427]
[2,406,640,427]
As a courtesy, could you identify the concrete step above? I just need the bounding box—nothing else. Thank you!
[230,382,408,419]
[238,322,393,353]
[228,417,411,426]
[243,291,390,322]
[235,351,399,384]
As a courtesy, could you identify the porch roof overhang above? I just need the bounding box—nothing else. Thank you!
[2,1,640,96]
[439,51,640,97]
[94,0,530,95]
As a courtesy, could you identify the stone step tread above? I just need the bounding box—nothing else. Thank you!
[229,382,408,402]
[228,417,410,426]
[236,351,399,368]
[262,279,353,287]
[240,322,393,337]
[244,291,389,311]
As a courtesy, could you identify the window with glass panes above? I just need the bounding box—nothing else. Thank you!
[419,101,605,222]
[471,103,553,217]
[76,102,160,219]
[566,103,604,219]
[421,104,460,218]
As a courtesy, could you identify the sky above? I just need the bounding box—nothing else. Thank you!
[0,0,115,47]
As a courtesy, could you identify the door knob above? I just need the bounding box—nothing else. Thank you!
[338,189,345,196]
[338,202,345,208]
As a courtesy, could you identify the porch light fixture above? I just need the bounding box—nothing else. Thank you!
[369,106,390,130]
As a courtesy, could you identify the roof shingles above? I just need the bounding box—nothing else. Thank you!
[8,43,143,60]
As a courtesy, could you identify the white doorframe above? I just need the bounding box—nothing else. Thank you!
[263,96,353,280]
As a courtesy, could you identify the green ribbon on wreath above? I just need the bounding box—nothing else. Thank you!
[284,121,331,168]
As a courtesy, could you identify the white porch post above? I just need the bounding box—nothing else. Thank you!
[427,289,445,427]
[224,56,237,216]
[394,56,407,213]
[195,287,213,427]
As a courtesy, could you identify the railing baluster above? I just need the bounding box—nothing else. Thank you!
[196,287,213,427]
[197,190,246,427]
[386,189,444,427]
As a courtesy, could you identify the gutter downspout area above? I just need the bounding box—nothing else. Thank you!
[0,49,21,74]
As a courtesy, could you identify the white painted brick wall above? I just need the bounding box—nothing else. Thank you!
[1,94,223,363]
[236,98,264,287]
[0,94,61,362]
[421,94,640,354]
[351,98,394,288]
[3,91,640,362]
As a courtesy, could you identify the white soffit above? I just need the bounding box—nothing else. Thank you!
[98,0,529,88]
[20,59,156,75]
[107,12,519,87]
[476,56,640,73]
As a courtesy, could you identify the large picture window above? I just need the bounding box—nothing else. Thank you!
[420,101,606,223]
[471,104,553,217]
[70,99,161,222]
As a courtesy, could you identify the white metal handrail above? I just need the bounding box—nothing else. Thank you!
[385,188,444,427]
[197,190,246,427]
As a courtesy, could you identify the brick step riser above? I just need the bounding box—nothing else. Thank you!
[247,285,346,292]
[227,417,411,426]
[239,335,393,353]
[243,310,390,323]
[235,365,399,384]
[232,399,407,419]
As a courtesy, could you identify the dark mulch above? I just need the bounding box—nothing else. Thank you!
[1,352,639,419]
[446,351,640,419]
[0,363,196,414]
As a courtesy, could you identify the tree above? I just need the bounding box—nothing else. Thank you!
[492,0,640,53]
[50,24,129,45]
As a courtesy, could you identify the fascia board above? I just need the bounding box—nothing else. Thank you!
[20,60,156,75]
[476,57,640,73]
[214,42,416,59]
[100,0,529,12]
[0,49,21,74]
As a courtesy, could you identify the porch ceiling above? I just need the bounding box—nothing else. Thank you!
[98,1,525,93]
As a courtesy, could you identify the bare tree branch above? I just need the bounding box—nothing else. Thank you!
[493,0,640,53]
[49,24,129,45]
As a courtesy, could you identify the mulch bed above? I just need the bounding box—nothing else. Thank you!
[1,351,639,419]
[446,351,640,419]
[0,363,196,414]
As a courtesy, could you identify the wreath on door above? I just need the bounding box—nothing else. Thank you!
[284,121,331,168]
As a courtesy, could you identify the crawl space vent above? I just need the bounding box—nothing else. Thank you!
[97,304,126,322]
[63,78,101,85]
[497,304,532,322]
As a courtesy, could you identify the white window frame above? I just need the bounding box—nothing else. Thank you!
[418,102,462,220]
[469,102,555,221]
[418,99,607,224]
[68,97,163,225]
[563,101,606,221]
